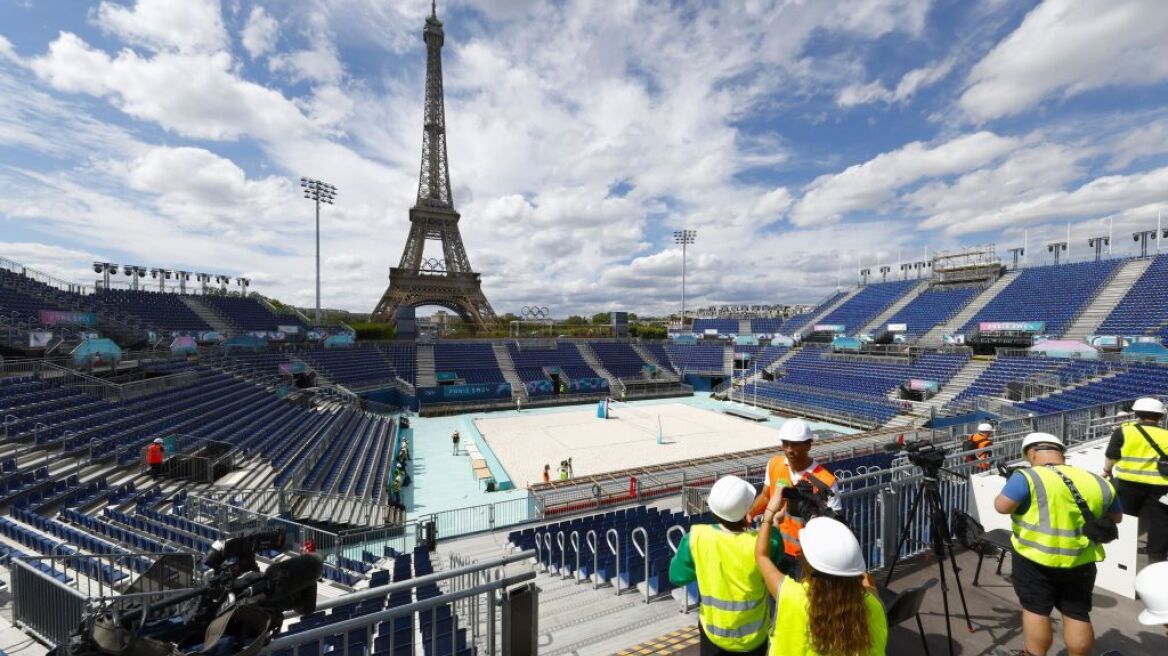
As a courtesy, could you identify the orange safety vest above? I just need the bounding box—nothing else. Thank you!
[764,457,836,557]
[964,434,993,470]
[146,444,164,465]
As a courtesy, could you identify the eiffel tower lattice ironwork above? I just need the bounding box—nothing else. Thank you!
[372,2,496,329]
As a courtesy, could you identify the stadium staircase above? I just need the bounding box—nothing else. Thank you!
[792,286,864,338]
[859,280,928,334]
[178,297,235,333]
[491,344,528,401]
[576,343,623,393]
[630,343,679,382]
[1062,258,1152,340]
[738,319,751,334]
[883,358,994,427]
[415,345,437,387]
[722,348,734,373]
[920,271,1020,344]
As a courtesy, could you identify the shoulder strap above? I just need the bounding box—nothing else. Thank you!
[1133,424,1168,459]
[1046,466,1098,521]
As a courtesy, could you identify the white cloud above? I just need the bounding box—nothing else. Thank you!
[93,0,227,54]
[960,0,1168,122]
[838,58,954,107]
[790,131,1020,226]
[1109,118,1168,170]
[0,35,17,63]
[241,6,279,59]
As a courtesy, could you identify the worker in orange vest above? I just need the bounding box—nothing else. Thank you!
[748,418,840,575]
[964,423,994,471]
[146,438,164,480]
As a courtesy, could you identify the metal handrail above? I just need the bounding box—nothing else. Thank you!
[631,526,650,604]
[605,527,621,596]
[556,530,567,579]
[570,530,581,582]
[586,529,599,590]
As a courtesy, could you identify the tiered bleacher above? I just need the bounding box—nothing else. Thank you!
[506,342,600,394]
[302,346,400,388]
[750,318,782,334]
[433,343,506,384]
[883,286,981,336]
[589,342,651,379]
[779,290,845,334]
[692,318,739,335]
[1017,362,1168,414]
[198,295,293,331]
[961,260,1122,337]
[814,279,919,334]
[1099,254,1168,337]
[95,289,211,332]
[664,344,725,374]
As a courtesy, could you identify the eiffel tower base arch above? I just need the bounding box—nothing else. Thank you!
[371,268,497,330]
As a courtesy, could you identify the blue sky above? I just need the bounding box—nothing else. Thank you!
[3,0,1168,316]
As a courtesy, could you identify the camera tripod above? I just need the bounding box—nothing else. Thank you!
[883,467,973,656]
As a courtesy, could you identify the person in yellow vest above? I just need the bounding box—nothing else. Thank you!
[995,433,1123,656]
[669,475,782,655]
[754,501,886,656]
[1104,397,1168,563]
[747,418,840,574]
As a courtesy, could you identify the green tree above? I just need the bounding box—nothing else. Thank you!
[564,315,587,325]
[592,312,611,324]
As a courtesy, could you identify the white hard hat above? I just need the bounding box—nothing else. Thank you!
[1020,432,1064,455]
[1132,398,1165,416]
[1116,411,1130,418]
[778,418,813,443]
[1136,562,1168,625]
[153,438,163,444]
[977,423,994,432]
[707,475,756,522]
[800,517,866,577]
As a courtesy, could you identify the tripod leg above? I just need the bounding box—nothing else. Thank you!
[932,542,956,656]
[945,531,975,633]
[927,486,975,634]
[884,485,925,587]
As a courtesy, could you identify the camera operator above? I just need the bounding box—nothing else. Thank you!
[754,499,887,656]
[994,433,1123,656]
[747,419,841,575]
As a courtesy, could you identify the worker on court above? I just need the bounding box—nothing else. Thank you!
[1105,397,1168,563]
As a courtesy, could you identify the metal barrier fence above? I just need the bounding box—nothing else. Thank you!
[141,436,239,484]
[422,496,542,541]
[9,552,197,647]
[182,493,342,565]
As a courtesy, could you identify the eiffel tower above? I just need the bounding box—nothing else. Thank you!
[371,1,496,329]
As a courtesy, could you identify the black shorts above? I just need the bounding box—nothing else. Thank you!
[1011,550,1096,622]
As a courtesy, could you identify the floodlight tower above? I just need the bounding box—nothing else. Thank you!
[1087,236,1109,262]
[1133,230,1156,258]
[1047,241,1067,265]
[1007,247,1025,270]
[301,177,337,326]
[673,229,696,327]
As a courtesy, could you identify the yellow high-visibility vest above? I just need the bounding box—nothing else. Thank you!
[689,524,769,652]
[1115,423,1168,485]
[768,577,887,656]
[1011,465,1113,568]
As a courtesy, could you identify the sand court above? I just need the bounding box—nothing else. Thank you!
[473,402,787,484]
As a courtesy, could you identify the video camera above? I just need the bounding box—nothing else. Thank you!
[52,528,323,656]
[885,438,948,476]
[780,478,837,521]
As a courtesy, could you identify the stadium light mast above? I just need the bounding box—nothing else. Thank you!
[1134,230,1157,258]
[1087,236,1109,262]
[673,229,696,327]
[1047,241,1067,265]
[301,177,337,326]
[1007,247,1025,270]
[879,265,890,283]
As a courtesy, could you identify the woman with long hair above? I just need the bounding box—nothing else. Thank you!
[755,497,887,655]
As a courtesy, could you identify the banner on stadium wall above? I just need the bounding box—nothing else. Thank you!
[887,323,908,333]
[278,361,308,375]
[436,371,458,382]
[703,329,719,336]
[570,377,608,393]
[978,321,1045,333]
[813,324,846,333]
[734,335,759,346]
[277,325,300,335]
[908,379,939,392]
[29,330,53,348]
[417,383,511,403]
[39,310,96,327]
